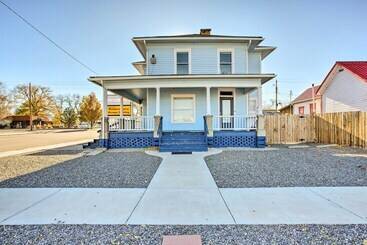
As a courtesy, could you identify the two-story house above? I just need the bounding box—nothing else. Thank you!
[88,29,276,151]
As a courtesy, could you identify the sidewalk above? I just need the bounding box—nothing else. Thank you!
[0,149,366,225]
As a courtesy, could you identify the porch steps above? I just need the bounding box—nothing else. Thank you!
[159,131,208,152]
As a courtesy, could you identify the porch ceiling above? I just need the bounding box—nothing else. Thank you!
[110,88,147,104]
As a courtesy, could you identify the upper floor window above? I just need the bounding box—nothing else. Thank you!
[219,50,233,74]
[175,49,190,74]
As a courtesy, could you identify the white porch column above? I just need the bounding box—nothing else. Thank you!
[101,82,108,140]
[206,86,211,115]
[155,87,160,115]
[120,96,124,117]
[257,86,263,115]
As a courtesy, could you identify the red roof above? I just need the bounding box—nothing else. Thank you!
[293,85,320,103]
[336,61,367,81]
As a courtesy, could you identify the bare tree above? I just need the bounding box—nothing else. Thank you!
[13,84,54,118]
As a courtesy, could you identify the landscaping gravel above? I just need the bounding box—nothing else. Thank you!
[205,147,367,188]
[0,149,84,183]
[0,224,366,244]
[0,150,161,188]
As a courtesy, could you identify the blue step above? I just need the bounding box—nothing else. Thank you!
[159,131,208,152]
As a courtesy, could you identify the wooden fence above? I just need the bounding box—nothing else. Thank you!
[264,112,367,148]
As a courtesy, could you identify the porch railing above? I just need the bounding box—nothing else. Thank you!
[109,116,154,131]
[213,115,257,130]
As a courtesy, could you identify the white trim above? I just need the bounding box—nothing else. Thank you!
[246,45,249,73]
[217,88,236,116]
[103,79,262,90]
[146,88,149,116]
[133,37,264,41]
[217,48,235,74]
[155,87,160,115]
[174,48,192,74]
[206,86,211,115]
[171,94,196,124]
[145,40,149,75]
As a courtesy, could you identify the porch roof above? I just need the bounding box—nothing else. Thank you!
[89,73,276,87]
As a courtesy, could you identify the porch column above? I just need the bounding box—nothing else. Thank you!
[101,82,109,147]
[153,87,161,138]
[257,86,263,115]
[155,87,160,115]
[206,86,211,115]
[120,96,124,117]
[205,86,213,137]
[256,86,266,147]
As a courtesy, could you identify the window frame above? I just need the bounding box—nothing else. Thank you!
[298,106,305,115]
[171,94,196,124]
[217,48,234,74]
[174,48,191,74]
[247,89,258,115]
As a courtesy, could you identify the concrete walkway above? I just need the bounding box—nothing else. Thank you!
[127,149,235,224]
[0,149,367,225]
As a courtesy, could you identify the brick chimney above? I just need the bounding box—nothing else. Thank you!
[200,28,211,36]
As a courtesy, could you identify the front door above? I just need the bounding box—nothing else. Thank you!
[220,97,234,129]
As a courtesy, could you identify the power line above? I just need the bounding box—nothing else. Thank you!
[0,0,98,75]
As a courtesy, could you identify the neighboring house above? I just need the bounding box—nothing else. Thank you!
[262,108,279,115]
[1,115,51,129]
[88,29,276,151]
[317,61,367,113]
[292,85,321,115]
[279,104,292,115]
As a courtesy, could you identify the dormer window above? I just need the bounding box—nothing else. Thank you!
[219,51,232,74]
[175,49,191,74]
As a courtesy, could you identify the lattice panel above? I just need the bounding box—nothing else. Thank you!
[212,135,257,147]
[109,132,154,148]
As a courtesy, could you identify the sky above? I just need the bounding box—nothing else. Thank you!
[0,0,366,106]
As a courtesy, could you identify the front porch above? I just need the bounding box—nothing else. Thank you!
[103,114,264,151]
[90,75,269,151]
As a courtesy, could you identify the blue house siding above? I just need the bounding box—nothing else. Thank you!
[248,52,261,73]
[147,46,174,74]
[146,43,249,75]
[146,86,250,131]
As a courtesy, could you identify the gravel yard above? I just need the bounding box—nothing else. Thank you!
[0,149,161,188]
[0,224,366,244]
[205,147,367,188]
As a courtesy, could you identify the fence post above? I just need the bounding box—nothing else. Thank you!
[256,115,266,147]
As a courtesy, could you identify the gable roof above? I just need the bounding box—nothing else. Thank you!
[336,61,367,81]
[316,61,367,95]
[293,85,320,104]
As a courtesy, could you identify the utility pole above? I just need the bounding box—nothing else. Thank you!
[275,79,278,111]
[311,83,315,114]
[28,82,33,131]
[289,90,293,103]
[289,90,293,114]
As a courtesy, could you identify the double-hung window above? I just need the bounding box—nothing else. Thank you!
[171,95,195,123]
[219,51,232,74]
[248,89,258,115]
[176,51,189,74]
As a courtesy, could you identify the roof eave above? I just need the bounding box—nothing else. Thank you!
[89,74,276,86]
